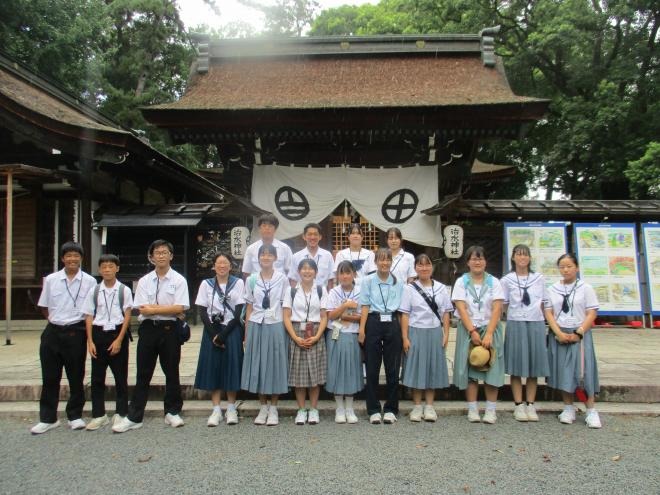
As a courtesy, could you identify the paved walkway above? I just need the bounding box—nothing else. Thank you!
[1,323,659,405]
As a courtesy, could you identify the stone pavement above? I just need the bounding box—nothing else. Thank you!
[0,323,658,418]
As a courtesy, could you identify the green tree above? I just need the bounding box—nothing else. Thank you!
[625,142,660,199]
[239,0,320,36]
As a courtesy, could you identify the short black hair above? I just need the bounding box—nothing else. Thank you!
[98,254,120,266]
[303,223,322,235]
[464,245,487,262]
[258,243,278,259]
[257,213,279,229]
[60,241,84,257]
[557,253,579,267]
[297,258,318,273]
[148,239,174,256]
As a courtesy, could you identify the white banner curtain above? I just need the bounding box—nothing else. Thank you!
[251,164,442,247]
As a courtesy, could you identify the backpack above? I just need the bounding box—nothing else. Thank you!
[93,282,126,317]
[290,285,323,304]
[239,273,258,325]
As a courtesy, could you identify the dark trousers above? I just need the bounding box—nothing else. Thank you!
[39,322,87,423]
[91,325,129,417]
[128,320,182,422]
[364,313,402,415]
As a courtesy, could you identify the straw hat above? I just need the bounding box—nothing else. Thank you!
[469,343,496,372]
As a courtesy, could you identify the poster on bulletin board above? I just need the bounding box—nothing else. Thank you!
[503,222,568,287]
[574,223,643,315]
[641,224,660,315]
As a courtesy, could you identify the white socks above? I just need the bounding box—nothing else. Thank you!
[212,405,221,414]
[467,401,478,411]
[227,403,236,412]
[344,396,354,409]
[335,395,344,409]
[486,401,497,412]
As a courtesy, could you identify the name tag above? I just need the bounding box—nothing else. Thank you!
[562,316,579,328]
[264,308,275,319]
[104,323,116,331]
[380,313,392,322]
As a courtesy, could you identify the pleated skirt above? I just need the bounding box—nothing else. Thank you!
[504,320,550,378]
[288,323,327,387]
[194,324,243,392]
[453,321,505,390]
[241,321,289,395]
[401,326,449,390]
[547,326,600,397]
[325,332,363,395]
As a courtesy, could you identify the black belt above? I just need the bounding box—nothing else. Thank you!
[92,324,122,332]
[50,321,85,330]
[142,319,175,327]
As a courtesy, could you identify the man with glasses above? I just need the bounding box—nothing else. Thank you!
[113,240,190,433]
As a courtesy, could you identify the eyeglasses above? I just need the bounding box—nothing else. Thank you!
[152,250,171,257]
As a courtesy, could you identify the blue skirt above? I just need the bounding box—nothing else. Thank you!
[401,326,449,390]
[325,332,363,395]
[547,327,599,397]
[241,321,289,395]
[194,324,243,392]
[453,321,505,390]
[504,320,550,378]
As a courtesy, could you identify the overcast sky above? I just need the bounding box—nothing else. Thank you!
[178,0,378,32]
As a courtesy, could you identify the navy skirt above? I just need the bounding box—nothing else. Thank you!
[194,324,243,392]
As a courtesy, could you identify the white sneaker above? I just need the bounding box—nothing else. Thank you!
[513,403,528,422]
[369,413,382,424]
[254,405,269,425]
[483,409,497,424]
[86,416,109,431]
[30,420,60,435]
[308,408,320,425]
[111,414,123,427]
[266,406,279,426]
[558,407,576,424]
[383,412,397,424]
[207,410,222,427]
[423,405,438,422]
[585,410,602,429]
[526,403,539,422]
[225,408,239,425]
[467,408,481,423]
[164,413,184,428]
[335,408,347,424]
[112,416,142,433]
[68,418,86,430]
[346,409,359,424]
[409,405,423,422]
[295,408,308,425]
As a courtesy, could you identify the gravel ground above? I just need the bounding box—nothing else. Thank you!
[1,413,658,495]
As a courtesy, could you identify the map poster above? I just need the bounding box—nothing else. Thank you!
[574,223,643,315]
[641,224,660,315]
[503,222,568,287]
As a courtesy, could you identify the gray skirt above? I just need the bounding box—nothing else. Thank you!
[453,321,505,390]
[288,323,327,388]
[241,321,289,395]
[325,332,363,395]
[401,326,449,390]
[504,320,550,378]
[547,327,600,397]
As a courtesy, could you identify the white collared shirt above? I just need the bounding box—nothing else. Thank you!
[83,281,134,329]
[545,280,599,328]
[195,277,245,325]
[333,248,375,287]
[38,269,97,325]
[241,238,294,276]
[243,271,288,324]
[133,268,190,321]
[451,275,504,327]
[501,272,546,322]
[389,250,417,283]
[327,285,361,333]
[290,247,335,286]
[400,280,453,328]
[283,284,328,322]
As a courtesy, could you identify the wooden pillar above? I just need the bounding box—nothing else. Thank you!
[4,171,13,345]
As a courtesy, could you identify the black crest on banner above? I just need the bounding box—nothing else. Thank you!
[382,189,419,223]
[275,186,310,220]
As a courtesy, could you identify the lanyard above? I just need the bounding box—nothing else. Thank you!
[390,251,404,275]
[465,277,488,311]
[212,279,226,317]
[418,281,437,302]
[515,273,531,306]
[64,278,82,308]
[378,282,393,313]
[154,277,163,304]
[561,281,578,315]
[300,287,313,322]
[102,289,117,322]
[340,287,354,302]
[305,250,320,264]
